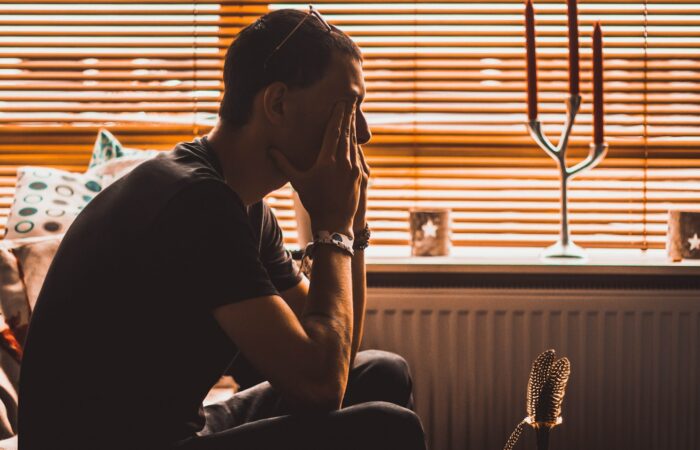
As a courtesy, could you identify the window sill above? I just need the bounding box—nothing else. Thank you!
[362,246,700,289]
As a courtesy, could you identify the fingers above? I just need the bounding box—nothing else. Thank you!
[337,101,354,163]
[267,147,302,182]
[317,102,346,165]
[350,108,359,171]
[358,145,371,178]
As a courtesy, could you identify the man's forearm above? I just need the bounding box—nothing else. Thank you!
[350,247,366,365]
[299,244,354,408]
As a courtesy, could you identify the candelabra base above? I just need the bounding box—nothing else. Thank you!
[540,240,588,261]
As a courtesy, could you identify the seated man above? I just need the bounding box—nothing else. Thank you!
[18,7,427,450]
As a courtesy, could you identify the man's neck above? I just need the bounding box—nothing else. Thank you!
[205,121,286,207]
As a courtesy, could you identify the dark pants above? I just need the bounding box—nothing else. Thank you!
[172,350,427,450]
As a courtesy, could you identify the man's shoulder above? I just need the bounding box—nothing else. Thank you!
[161,176,247,222]
[114,138,232,210]
[66,139,240,245]
[128,139,222,188]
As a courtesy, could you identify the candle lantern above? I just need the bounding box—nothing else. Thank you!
[524,1,608,260]
[667,209,700,261]
[409,208,451,256]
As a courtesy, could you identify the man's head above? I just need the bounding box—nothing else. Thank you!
[218,8,371,172]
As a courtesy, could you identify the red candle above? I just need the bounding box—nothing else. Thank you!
[567,0,580,97]
[592,22,604,145]
[525,0,538,121]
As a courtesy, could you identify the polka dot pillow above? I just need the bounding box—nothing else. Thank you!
[89,129,158,170]
[3,167,104,240]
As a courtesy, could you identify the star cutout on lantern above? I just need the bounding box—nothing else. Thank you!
[422,218,437,238]
[688,233,700,251]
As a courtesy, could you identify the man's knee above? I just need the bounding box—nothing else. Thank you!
[347,401,426,450]
[353,350,413,406]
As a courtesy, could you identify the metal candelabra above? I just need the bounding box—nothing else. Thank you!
[527,94,608,260]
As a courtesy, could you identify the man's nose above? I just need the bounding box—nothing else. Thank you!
[356,109,372,145]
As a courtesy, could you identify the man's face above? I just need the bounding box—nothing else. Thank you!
[281,52,370,172]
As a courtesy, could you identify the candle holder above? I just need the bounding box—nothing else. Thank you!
[527,94,608,260]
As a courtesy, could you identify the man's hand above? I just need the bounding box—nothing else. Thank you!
[352,130,370,234]
[268,102,362,238]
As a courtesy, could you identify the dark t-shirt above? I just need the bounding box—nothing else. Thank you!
[18,138,302,450]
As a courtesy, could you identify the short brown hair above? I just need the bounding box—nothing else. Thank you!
[218,9,362,128]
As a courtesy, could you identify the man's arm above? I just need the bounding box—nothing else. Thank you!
[281,118,370,366]
[279,272,308,318]
[348,126,370,364]
[280,248,366,366]
[213,244,353,412]
[214,100,360,412]
[349,247,366,364]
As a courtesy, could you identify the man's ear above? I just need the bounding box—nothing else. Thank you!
[262,81,287,125]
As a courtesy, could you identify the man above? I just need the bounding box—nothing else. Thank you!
[18,8,427,450]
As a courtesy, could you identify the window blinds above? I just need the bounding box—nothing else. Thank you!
[0,0,258,237]
[1,1,698,250]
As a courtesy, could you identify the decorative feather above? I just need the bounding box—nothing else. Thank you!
[535,357,570,424]
[503,419,527,450]
[527,349,555,418]
[502,349,572,450]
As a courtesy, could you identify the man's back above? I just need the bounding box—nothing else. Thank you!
[18,139,299,450]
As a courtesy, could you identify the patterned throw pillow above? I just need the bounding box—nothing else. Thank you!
[89,129,159,170]
[3,129,160,241]
[3,167,103,240]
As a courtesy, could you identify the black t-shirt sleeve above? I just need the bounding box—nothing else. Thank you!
[153,180,280,310]
[259,201,303,292]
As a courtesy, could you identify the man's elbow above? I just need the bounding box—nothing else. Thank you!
[285,379,345,413]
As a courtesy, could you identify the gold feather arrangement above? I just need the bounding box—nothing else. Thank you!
[527,349,556,420]
[503,419,527,450]
[534,356,570,425]
[502,349,571,450]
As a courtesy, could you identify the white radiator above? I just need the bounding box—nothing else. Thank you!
[361,287,700,450]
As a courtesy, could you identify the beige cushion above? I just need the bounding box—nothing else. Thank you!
[0,248,24,394]
[0,435,17,449]
[0,248,29,348]
[11,237,62,312]
[0,237,63,392]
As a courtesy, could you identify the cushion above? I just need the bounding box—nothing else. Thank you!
[0,435,16,449]
[4,129,161,241]
[11,237,62,312]
[0,248,29,349]
[86,154,159,185]
[0,236,63,395]
[3,167,104,240]
[88,129,159,171]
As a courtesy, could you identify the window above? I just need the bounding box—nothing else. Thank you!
[2,1,699,251]
[0,0,238,236]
